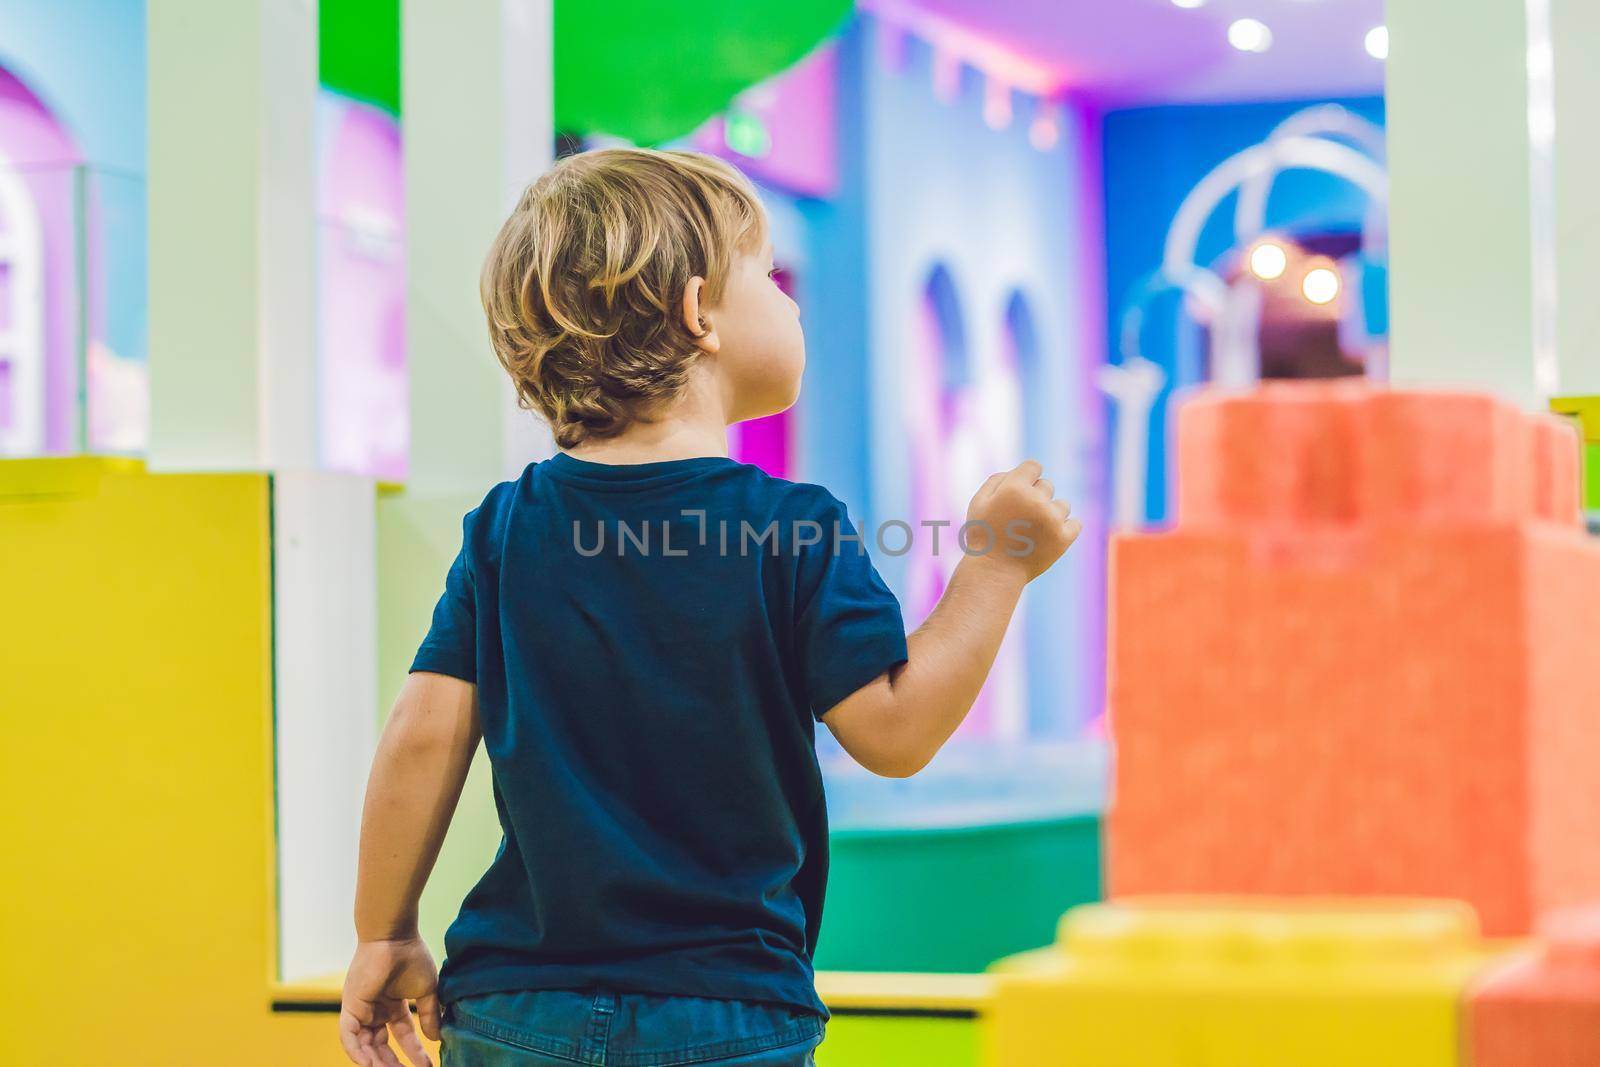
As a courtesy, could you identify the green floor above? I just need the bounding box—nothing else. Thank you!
[818,1015,981,1067]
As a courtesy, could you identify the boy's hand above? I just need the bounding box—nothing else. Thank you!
[339,937,441,1067]
[965,459,1081,582]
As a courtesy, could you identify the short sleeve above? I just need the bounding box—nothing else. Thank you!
[410,514,477,683]
[792,490,909,719]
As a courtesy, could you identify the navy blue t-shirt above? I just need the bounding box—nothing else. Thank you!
[412,452,907,1017]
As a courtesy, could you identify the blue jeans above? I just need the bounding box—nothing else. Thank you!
[440,989,825,1066]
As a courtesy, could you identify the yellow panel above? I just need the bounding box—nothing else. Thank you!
[272,970,995,1014]
[816,972,993,1013]
[269,969,988,1065]
[986,898,1513,1067]
[0,454,140,498]
[0,459,351,1066]
[1551,395,1600,442]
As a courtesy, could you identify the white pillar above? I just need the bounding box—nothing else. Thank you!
[273,470,378,982]
[403,0,555,496]
[1551,0,1600,394]
[389,0,554,952]
[1388,0,1600,405]
[1099,357,1166,531]
[150,1,386,985]
[147,0,318,469]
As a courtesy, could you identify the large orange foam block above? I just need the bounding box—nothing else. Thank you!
[1106,384,1600,935]
[1470,906,1600,1066]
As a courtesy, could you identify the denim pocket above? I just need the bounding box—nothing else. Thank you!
[444,989,824,1067]
[441,1020,581,1066]
[447,990,594,1061]
[606,993,824,1067]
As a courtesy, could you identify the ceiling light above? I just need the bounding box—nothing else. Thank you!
[1302,266,1341,305]
[1228,19,1273,53]
[1249,242,1288,281]
[1365,25,1389,60]
[1171,0,1206,8]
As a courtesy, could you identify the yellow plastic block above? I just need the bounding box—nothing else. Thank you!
[985,898,1502,1067]
[1551,396,1600,443]
[0,454,142,498]
[1,458,355,1066]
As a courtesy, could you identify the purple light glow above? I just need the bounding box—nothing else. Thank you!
[728,266,797,477]
[0,359,12,428]
[728,412,793,476]
[1069,104,1109,728]
[873,0,1382,105]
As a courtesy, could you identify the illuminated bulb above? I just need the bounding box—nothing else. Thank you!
[1228,18,1273,53]
[1302,266,1341,305]
[1248,242,1288,281]
[983,78,1013,130]
[1029,114,1060,150]
[723,112,772,158]
[932,49,962,104]
[1171,0,1205,8]
[1365,25,1389,60]
[1029,99,1063,151]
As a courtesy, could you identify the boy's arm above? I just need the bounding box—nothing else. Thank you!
[355,671,481,940]
[822,461,1080,778]
[340,671,480,1067]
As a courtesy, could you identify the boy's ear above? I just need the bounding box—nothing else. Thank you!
[681,277,720,355]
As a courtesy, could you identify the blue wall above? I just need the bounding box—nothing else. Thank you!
[1103,96,1385,521]
[744,19,1110,735]
[0,0,146,174]
[790,27,875,522]
[851,17,1107,735]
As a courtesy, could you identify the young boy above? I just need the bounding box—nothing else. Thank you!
[339,148,1080,1067]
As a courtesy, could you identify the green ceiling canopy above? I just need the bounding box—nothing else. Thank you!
[555,1,851,144]
[320,0,403,114]
[319,0,851,143]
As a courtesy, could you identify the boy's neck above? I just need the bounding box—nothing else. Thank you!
[563,419,729,465]
[563,369,733,465]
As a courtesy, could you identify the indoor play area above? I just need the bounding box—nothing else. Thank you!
[4,0,1600,1064]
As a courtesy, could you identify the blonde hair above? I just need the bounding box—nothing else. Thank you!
[480,147,768,448]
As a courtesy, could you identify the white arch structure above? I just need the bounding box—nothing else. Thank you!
[1102,105,1389,528]
[0,144,45,455]
[1235,105,1388,259]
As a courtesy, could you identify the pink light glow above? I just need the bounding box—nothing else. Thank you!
[1029,100,1062,150]
[931,47,964,104]
[905,282,955,627]
[983,76,1014,129]
[317,96,407,481]
[0,63,83,455]
[907,268,1024,738]
[692,44,839,199]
